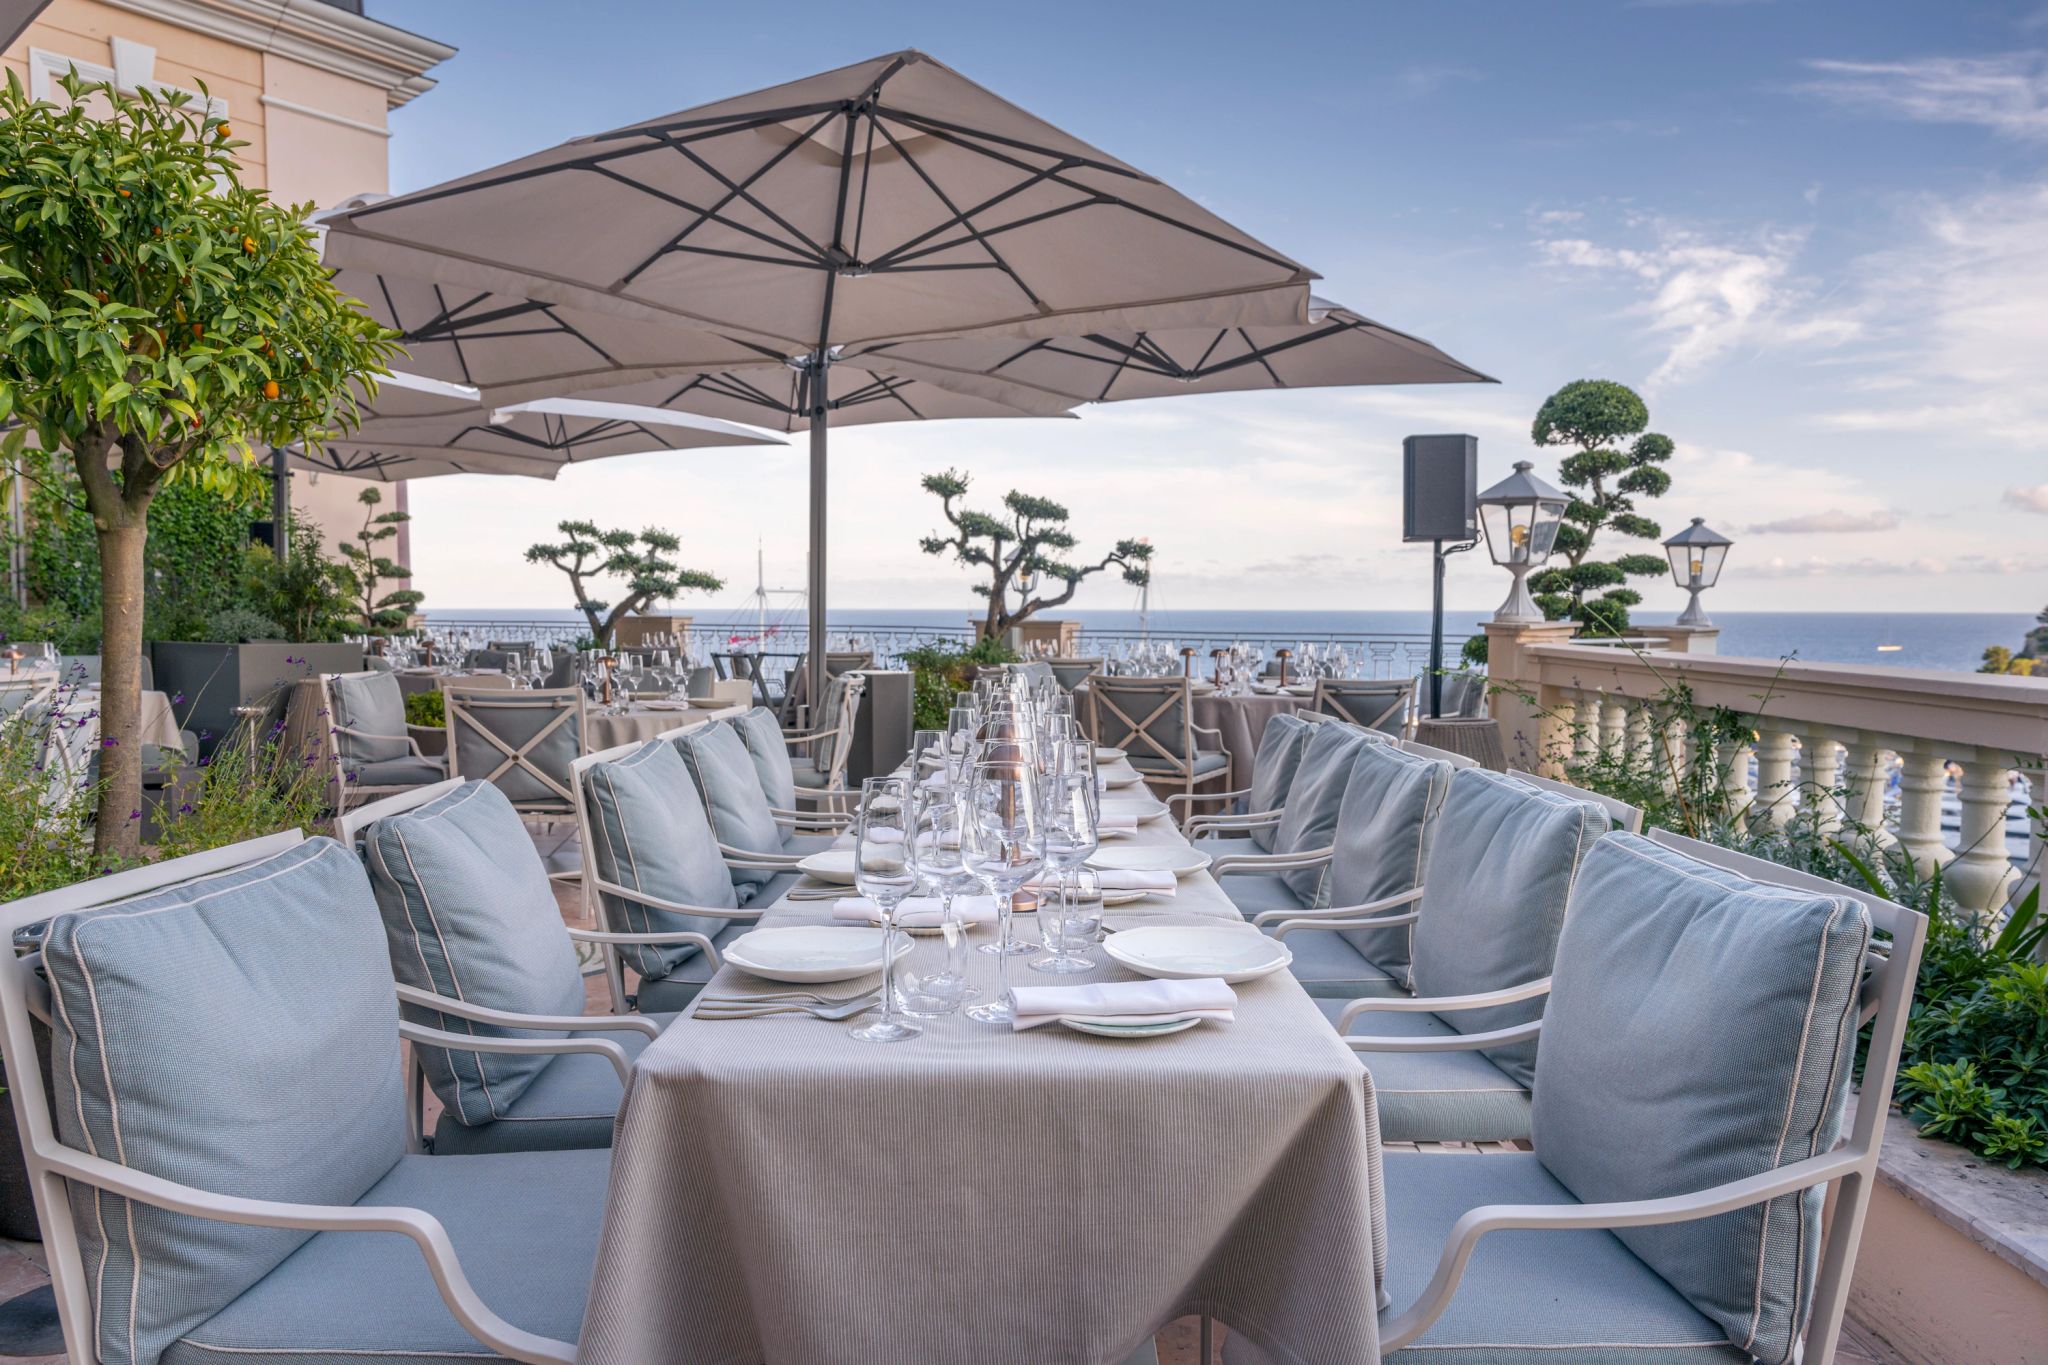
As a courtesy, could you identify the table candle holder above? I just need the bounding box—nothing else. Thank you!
[1275,648,1292,687]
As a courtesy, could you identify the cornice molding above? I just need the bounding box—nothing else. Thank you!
[97,0,454,108]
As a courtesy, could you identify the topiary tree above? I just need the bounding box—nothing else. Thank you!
[524,520,723,650]
[918,468,1153,638]
[1524,379,1675,636]
[0,72,397,857]
[338,486,422,635]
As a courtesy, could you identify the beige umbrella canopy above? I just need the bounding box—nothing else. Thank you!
[856,296,1495,403]
[289,372,784,482]
[319,51,1318,699]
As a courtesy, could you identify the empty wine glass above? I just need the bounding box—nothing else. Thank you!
[961,759,1045,1023]
[849,776,920,1043]
[900,780,975,1016]
[1032,743,1100,974]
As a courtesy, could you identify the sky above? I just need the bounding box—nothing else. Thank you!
[364,0,2048,617]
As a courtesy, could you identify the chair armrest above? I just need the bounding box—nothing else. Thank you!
[1273,910,1420,938]
[583,878,762,921]
[40,1148,573,1364]
[1213,845,1331,876]
[1186,808,1282,836]
[1336,977,1552,1029]
[769,806,853,828]
[1168,787,1250,816]
[1380,1150,1864,1353]
[717,843,809,869]
[397,1022,631,1086]
[1344,1020,1542,1053]
[1191,723,1227,749]
[392,984,661,1039]
[1256,887,1424,929]
[335,724,429,760]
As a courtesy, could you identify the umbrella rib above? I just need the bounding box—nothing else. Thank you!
[1239,327,1284,386]
[864,163,1070,270]
[880,197,1101,270]
[1193,321,1352,378]
[430,284,478,386]
[877,108,1145,181]
[618,115,836,289]
[850,103,879,264]
[538,305,622,365]
[664,243,831,271]
[866,118,1042,310]
[987,338,1053,373]
[1190,330,1230,372]
[588,165,824,267]
[579,99,848,144]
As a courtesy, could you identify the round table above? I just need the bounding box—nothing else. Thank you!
[584,702,708,751]
[1190,690,1307,785]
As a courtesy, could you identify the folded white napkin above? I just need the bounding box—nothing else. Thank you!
[860,826,905,844]
[1008,977,1236,1031]
[1027,868,1175,895]
[1095,809,1138,832]
[833,895,997,928]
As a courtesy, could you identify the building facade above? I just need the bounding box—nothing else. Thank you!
[3,0,452,569]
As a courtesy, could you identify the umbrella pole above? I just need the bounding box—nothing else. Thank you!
[806,356,830,714]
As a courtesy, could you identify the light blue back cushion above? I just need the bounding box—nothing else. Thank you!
[1274,722,1370,905]
[1533,834,1870,1365]
[362,782,585,1125]
[1409,770,1609,1085]
[673,721,784,891]
[43,838,405,1365]
[585,739,740,978]
[1330,741,1454,974]
[1245,712,1312,852]
[733,706,796,810]
[330,671,407,764]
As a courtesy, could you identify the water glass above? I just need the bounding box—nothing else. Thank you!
[961,759,1045,1023]
[849,776,920,1043]
[899,783,975,1016]
[1035,868,1103,973]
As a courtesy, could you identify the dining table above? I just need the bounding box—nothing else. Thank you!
[575,757,1386,1365]
[583,697,738,751]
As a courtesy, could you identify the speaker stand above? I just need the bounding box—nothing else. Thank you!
[1428,538,1476,719]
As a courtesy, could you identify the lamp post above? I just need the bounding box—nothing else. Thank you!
[1664,517,1732,627]
[1476,461,1567,624]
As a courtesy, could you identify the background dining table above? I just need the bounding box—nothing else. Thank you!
[1190,687,1311,789]
[575,759,1386,1365]
[583,698,734,751]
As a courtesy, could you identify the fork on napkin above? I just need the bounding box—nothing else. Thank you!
[1007,977,1235,1031]
[1028,869,1176,895]
[833,895,996,928]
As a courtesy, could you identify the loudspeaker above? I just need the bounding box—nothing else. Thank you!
[1402,434,1478,543]
[249,520,279,552]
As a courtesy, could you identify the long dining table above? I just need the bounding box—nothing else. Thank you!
[576,757,1386,1365]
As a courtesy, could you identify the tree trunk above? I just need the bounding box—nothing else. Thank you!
[93,518,148,862]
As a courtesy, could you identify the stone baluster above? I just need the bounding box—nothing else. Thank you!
[1598,693,1628,765]
[1658,714,1688,797]
[1625,701,1653,774]
[1796,730,1844,835]
[2018,759,2044,922]
[1894,750,1954,876]
[1571,690,1600,764]
[1718,730,1754,831]
[1946,748,2019,918]
[1753,730,1798,831]
[1839,736,1896,848]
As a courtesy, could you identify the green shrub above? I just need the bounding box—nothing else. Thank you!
[0,682,111,899]
[902,635,1018,731]
[404,689,444,729]
[202,605,284,643]
[150,694,328,862]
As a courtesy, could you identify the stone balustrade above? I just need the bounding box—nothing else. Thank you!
[1483,622,2048,918]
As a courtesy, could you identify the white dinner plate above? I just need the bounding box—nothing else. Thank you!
[1102,925,1293,984]
[1094,746,1128,762]
[722,926,913,983]
[794,849,859,885]
[1100,889,1151,907]
[1088,846,1212,878]
[1060,1015,1203,1039]
[1103,770,1144,789]
[1102,800,1170,825]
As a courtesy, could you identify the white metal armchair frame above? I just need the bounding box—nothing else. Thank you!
[1368,828,1928,1363]
[1309,677,1415,735]
[783,671,866,816]
[1507,768,1645,833]
[0,834,583,1364]
[318,670,444,813]
[568,728,785,1013]
[1084,674,1234,810]
[443,684,587,814]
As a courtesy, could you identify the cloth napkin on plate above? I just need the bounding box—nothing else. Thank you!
[833,895,997,928]
[1007,977,1236,1031]
[1095,808,1139,833]
[1030,869,1176,895]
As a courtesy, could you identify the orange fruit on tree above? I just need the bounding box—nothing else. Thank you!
[262,380,280,400]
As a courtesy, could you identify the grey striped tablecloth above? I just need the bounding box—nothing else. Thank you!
[577,764,1385,1365]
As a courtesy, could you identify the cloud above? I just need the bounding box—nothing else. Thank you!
[1745,552,2048,579]
[1537,224,1860,386]
[1391,65,1482,99]
[1746,509,1901,534]
[2006,483,2048,514]
[1533,208,1585,226]
[1798,54,2048,141]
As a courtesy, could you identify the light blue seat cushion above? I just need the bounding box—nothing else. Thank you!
[1272,721,1371,906]
[733,705,797,809]
[1314,1001,1531,1143]
[1274,924,1403,999]
[330,671,409,764]
[355,755,447,788]
[430,1018,677,1155]
[1410,769,1609,1089]
[790,758,829,790]
[673,721,785,891]
[1215,870,1304,919]
[163,1148,609,1365]
[1533,834,1870,1365]
[1373,1153,1748,1363]
[1328,741,1454,981]
[1244,711,1311,850]
[42,838,407,1365]
[363,782,587,1127]
[635,921,762,1012]
[582,739,741,981]
[1127,749,1230,778]
[1190,832,1259,859]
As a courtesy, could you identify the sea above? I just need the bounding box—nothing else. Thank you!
[425,607,2044,676]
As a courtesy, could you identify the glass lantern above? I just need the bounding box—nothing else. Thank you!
[1664,518,1732,627]
[1476,461,1568,623]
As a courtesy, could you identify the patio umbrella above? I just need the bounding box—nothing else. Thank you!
[288,371,783,482]
[318,49,1316,700]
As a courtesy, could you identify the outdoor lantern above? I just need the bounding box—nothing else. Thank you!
[1665,517,1733,627]
[1476,460,1568,624]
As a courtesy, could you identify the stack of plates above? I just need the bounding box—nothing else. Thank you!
[1102,925,1293,984]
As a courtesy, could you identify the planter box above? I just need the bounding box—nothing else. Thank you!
[1836,1097,2048,1362]
[149,642,365,761]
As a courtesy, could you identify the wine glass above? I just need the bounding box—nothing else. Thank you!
[900,780,975,1017]
[849,777,920,1043]
[1032,741,1100,973]
[961,759,1045,1023]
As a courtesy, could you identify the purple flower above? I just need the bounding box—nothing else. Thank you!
[128,810,141,820]
[197,756,211,767]
[100,738,118,748]
[179,803,193,814]
[171,692,184,704]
